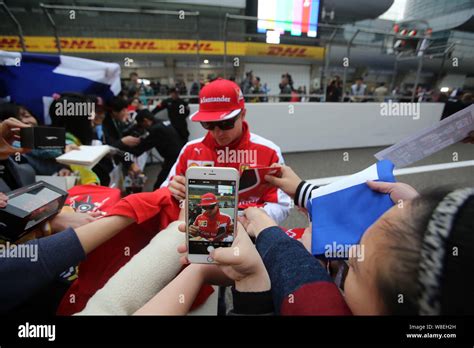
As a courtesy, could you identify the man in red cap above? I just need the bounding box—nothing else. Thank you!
[189,192,233,241]
[162,78,291,224]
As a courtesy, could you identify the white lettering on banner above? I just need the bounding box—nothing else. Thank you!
[200,95,231,103]
[18,322,56,341]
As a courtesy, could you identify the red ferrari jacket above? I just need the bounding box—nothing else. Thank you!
[161,121,291,224]
[193,210,232,240]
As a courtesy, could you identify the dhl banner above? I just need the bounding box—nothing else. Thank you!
[0,36,325,60]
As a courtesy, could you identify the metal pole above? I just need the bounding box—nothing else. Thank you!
[40,3,61,54]
[437,52,446,85]
[1,1,26,52]
[322,28,338,102]
[223,14,228,79]
[342,29,359,102]
[195,13,201,93]
[437,42,456,83]
[390,55,399,93]
[412,53,424,102]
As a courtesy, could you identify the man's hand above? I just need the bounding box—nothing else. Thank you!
[0,192,8,208]
[65,144,79,153]
[211,222,271,292]
[0,118,30,160]
[49,211,100,233]
[121,135,141,147]
[128,162,142,177]
[189,224,199,236]
[239,207,277,238]
[169,175,186,200]
[177,222,271,292]
[264,163,302,198]
[366,181,419,204]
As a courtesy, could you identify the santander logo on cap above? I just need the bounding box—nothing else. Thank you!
[200,95,231,103]
[190,78,245,122]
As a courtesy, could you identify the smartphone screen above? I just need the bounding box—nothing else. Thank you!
[187,178,237,255]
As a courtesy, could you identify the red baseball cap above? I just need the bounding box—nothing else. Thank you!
[190,78,245,122]
[198,192,218,206]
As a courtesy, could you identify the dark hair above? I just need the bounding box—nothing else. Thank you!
[129,72,138,77]
[376,188,474,315]
[108,96,128,113]
[0,103,20,121]
[135,109,154,125]
[49,93,94,145]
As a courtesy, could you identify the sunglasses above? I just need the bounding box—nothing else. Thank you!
[200,113,240,131]
[203,204,217,210]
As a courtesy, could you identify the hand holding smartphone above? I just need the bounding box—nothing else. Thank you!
[185,167,239,264]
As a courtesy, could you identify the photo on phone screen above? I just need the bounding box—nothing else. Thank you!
[187,178,236,255]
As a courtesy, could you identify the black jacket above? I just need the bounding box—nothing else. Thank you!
[0,158,36,193]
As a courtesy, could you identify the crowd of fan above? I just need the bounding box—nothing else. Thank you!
[0,77,473,317]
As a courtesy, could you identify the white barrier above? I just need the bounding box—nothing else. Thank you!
[187,102,445,153]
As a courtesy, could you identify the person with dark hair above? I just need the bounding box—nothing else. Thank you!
[350,77,367,102]
[152,88,190,143]
[103,100,183,189]
[0,102,74,176]
[102,97,138,148]
[326,78,342,102]
[0,103,37,127]
[279,73,293,102]
[49,93,103,184]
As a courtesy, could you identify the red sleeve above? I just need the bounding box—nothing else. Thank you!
[174,150,188,177]
[280,282,352,316]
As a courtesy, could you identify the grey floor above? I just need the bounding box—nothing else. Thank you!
[145,142,474,229]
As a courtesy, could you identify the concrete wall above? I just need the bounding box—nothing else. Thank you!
[187,102,445,153]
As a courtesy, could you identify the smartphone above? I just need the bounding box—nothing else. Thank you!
[186,166,239,264]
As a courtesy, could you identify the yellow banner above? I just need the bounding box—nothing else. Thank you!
[0,36,324,59]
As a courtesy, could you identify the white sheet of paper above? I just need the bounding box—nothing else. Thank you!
[56,145,110,168]
[374,104,474,168]
[311,163,378,199]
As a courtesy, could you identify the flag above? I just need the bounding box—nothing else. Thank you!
[308,160,395,258]
[0,50,120,124]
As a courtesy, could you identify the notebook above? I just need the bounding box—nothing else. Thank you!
[56,145,111,168]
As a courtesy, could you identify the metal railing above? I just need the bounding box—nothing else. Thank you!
[0,1,26,52]
[139,93,436,104]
